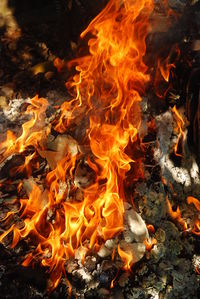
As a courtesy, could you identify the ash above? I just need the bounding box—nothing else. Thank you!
[0,0,200,299]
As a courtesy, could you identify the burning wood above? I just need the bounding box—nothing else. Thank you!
[0,0,200,298]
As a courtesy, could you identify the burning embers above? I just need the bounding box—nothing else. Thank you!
[0,0,155,291]
[0,0,200,296]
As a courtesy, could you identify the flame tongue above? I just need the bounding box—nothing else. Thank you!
[0,0,154,290]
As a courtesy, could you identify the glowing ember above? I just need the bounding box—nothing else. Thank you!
[0,0,154,290]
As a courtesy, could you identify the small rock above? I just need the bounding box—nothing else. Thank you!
[104,238,117,250]
[119,241,146,263]
[125,209,149,242]
[98,244,112,258]
[123,226,135,243]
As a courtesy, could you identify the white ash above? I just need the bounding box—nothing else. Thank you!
[151,243,166,262]
[72,268,93,284]
[158,152,192,186]
[155,144,200,188]
[193,255,200,271]
[65,254,99,292]
[146,288,159,299]
[3,98,28,122]
[155,106,200,194]
[155,110,174,156]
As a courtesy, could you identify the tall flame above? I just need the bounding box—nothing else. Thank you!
[0,0,154,289]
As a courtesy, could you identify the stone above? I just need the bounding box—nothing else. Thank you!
[104,238,117,250]
[125,209,149,242]
[97,244,112,258]
[123,226,135,243]
[119,240,146,263]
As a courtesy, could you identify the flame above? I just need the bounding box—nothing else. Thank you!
[0,0,154,290]
[0,95,50,164]
[191,221,200,236]
[166,195,187,231]
[187,196,200,236]
[153,42,180,98]
[158,57,175,83]
[187,196,200,211]
[171,105,185,157]
[146,224,155,234]
[53,57,65,72]
[144,238,157,251]
[117,245,133,271]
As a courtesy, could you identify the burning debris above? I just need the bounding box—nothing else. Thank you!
[0,0,200,298]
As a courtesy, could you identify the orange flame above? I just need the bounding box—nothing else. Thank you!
[0,95,50,164]
[187,196,200,211]
[166,195,187,231]
[117,245,133,271]
[0,0,154,290]
[187,196,200,236]
[153,44,180,99]
[144,238,157,251]
[158,57,175,83]
[171,105,185,157]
